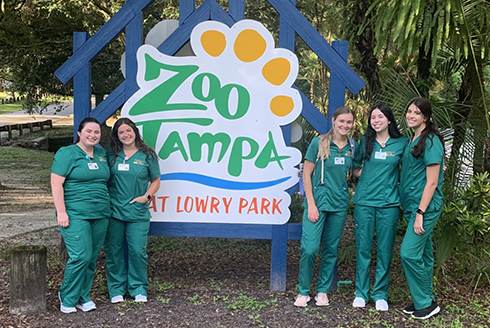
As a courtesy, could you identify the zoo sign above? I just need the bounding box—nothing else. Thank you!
[121,20,302,224]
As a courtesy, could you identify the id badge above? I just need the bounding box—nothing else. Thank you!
[118,163,130,171]
[87,163,99,170]
[375,151,387,160]
[334,157,345,165]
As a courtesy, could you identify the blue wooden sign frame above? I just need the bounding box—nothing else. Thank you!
[55,0,365,291]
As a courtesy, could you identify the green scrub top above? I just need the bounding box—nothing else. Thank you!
[107,148,161,221]
[303,136,358,212]
[400,134,444,212]
[352,136,407,207]
[51,144,110,219]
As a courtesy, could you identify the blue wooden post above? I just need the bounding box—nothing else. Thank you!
[125,0,143,98]
[180,0,195,24]
[72,32,91,141]
[327,41,348,129]
[269,0,297,292]
[228,0,245,21]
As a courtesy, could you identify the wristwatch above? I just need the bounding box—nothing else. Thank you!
[416,208,425,215]
[145,193,151,201]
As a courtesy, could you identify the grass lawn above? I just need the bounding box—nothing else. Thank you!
[0,147,54,188]
[0,101,23,114]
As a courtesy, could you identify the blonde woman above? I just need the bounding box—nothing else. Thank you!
[294,107,357,307]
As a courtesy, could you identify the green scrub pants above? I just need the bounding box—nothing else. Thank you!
[354,205,400,302]
[104,218,150,298]
[298,210,347,296]
[400,209,440,310]
[59,218,108,307]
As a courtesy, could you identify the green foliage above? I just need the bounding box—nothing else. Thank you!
[469,249,490,296]
[227,293,270,311]
[435,173,490,292]
[288,193,304,223]
[450,172,490,245]
[188,293,203,306]
[150,278,175,291]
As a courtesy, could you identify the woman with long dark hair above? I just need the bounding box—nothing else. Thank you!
[351,104,406,311]
[294,106,358,307]
[105,117,161,303]
[400,98,444,320]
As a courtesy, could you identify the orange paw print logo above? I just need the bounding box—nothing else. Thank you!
[191,20,301,126]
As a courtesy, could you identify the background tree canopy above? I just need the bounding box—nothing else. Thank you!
[1,0,489,178]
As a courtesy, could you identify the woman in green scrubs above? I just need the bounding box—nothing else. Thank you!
[105,118,160,304]
[400,98,444,320]
[51,117,110,314]
[351,104,406,311]
[294,106,358,307]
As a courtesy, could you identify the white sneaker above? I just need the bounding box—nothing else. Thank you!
[58,291,77,314]
[135,294,147,302]
[352,297,366,308]
[111,295,124,304]
[314,293,329,306]
[376,299,389,311]
[293,294,310,307]
[76,300,96,312]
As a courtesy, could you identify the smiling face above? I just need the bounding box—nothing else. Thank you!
[77,122,101,148]
[117,123,136,148]
[406,103,426,131]
[332,113,354,137]
[370,108,390,134]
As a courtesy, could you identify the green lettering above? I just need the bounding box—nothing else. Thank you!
[187,132,231,162]
[159,131,189,161]
[255,131,290,170]
[130,54,206,115]
[192,73,221,101]
[228,137,259,177]
[215,84,250,120]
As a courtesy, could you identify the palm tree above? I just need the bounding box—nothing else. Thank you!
[359,0,490,179]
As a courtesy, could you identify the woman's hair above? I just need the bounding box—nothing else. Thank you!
[407,98,445,158]
[317,106,354,160]
[75,117,101,143]
[109,117,158,166]
[364,103,402,159]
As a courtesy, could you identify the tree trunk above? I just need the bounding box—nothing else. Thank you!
[468,57,486,175]
[348,0,380,95]
[416,42,432,98]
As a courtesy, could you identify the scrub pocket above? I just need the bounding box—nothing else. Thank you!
[130,201,149,220]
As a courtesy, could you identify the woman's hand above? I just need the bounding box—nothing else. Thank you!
[413,213,425,235]
[130,196,148,204]
[308,204,320,223]
[57,212,69,228]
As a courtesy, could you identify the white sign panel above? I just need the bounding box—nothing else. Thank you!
[121,20,302,224]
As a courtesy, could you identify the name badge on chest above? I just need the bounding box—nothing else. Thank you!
[375,151,387,160]
[118,163,130,171]
[87,163,99,170]
[334,157,345,165]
